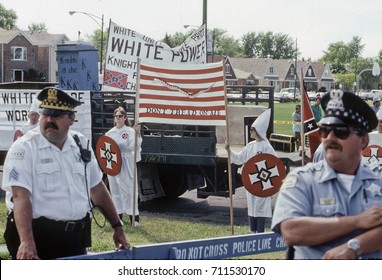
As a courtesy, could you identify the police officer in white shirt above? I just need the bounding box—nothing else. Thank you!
[2,87,129,260]
[272,91,382,259]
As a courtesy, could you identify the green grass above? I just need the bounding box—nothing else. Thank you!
[0,200,285,260]
[272,101,300,135]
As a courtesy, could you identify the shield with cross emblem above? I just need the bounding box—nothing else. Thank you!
[362,134,382,166]
[96,135,122,176]
[362,144,382,165]
[241,153,286,197]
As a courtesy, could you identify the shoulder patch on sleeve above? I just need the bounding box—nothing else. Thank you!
[281,174,297,189]
[9,150,25,160]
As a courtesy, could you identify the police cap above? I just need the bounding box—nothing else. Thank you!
[321,91,378,132]
[38,87,82,115]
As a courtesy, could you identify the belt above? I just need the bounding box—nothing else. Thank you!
[33,215,90,232]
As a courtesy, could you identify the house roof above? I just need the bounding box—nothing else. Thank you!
[0,29,69,46]
[207,54,226,63]
[230,57,332,81]
[234,68,259,80]
[0,29,23,44]
[22,31,69,46]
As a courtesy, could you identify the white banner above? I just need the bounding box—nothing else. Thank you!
[103,21,207,92]
[0,90,92,152]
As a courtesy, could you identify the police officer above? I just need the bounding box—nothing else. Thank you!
[2,87,129,260]
[272,91,382,259]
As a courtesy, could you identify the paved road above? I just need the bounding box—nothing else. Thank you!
[140,186,254,226]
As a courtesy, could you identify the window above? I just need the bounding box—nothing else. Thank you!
[269,67,274,74]
[225,64,231,74]
[12,69,24,82]
[11,47,27,60]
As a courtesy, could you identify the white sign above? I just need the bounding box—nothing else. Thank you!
[0,90,92,152]
[103,21,207,92]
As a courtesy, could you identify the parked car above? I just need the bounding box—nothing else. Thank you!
[308,91,318,100]
[357,91,368,100]
[278,87,300,101]
[367,89,382,101]
[274,91,290,102]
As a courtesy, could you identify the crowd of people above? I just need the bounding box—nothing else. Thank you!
[2,87,382,260]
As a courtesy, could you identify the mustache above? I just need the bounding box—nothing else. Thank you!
[324,140,342,151]
[44,123,58,130]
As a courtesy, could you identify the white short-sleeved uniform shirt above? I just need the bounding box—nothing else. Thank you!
[1,127,102,221]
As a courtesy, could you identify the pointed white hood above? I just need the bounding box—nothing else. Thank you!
[377,108,382,120]
[251,108,271,141]
[29,100,41,114]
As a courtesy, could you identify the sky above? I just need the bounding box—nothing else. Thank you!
[2,0,382,60]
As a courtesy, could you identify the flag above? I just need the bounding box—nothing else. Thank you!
[103,69,128,90]
[137,60,226,126]
[300,82,321,157]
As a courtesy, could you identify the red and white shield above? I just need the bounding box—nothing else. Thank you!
[96,136,122,176]
[13,130,23,141]
[362,144,382,165]
[241,153,286,197]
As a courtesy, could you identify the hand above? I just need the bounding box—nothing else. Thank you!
[322,243,357,260]
[224,138,230,150]
[113,226,131,250]
[356,205,382,230]
[16,241,40,260]
[134,124,141,136]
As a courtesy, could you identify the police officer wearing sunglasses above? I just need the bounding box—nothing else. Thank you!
[272,91,382,259]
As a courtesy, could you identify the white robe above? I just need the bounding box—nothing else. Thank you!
[230,140,276,218]
[106,125,142,215]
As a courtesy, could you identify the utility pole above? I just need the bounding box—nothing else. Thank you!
[294,38,298,101]
[203,0,207,25]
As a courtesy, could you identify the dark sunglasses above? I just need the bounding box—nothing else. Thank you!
[114,114,125,118]
[319,126,364,140]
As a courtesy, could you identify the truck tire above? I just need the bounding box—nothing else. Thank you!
[159,171,187,199]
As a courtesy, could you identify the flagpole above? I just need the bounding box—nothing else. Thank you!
[299,68,305,166]
[222,62,234,235]
[132,58,142,227]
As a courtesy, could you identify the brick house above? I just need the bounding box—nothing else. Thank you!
[229,57,335,92]
[0,28,69,83]
[207,54,335,92]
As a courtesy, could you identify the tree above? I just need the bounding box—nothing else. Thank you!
[241,32,257,58]
[211,28,243,57]
[0,4,18,30]
[162,31,193,48]
[319,36,364,74]
[241,31,296,59]
[161,28,244,57]
[28,23,47,32]
[87,28,108,64]
[334,73,355,91]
